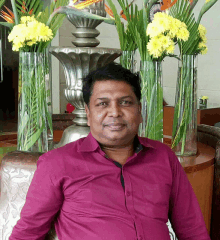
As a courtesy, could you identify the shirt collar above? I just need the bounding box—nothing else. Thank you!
[78,132,100,152]
[78,132,155,153]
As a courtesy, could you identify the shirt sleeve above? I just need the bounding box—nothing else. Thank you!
[168,150,211,240]
[9,154,64,240]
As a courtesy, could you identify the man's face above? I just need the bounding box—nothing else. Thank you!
[85,80,142,147]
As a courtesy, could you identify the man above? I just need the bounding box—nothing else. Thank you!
[10,63,210,239]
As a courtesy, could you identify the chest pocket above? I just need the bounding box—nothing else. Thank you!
[141,184,171,221]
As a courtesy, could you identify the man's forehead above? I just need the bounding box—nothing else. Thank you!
[90,80,138,101]
[92,80,133,92]
[95,95,134,100]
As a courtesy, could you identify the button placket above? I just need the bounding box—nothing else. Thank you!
[123,168,145,240]
[126,191,131,197]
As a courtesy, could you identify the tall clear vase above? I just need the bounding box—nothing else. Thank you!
[120,50,136,73]
[17,50,53,152]
[138,60,163,141]
[171,54,198,156]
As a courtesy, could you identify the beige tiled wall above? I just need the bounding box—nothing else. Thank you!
[56,0,220,113]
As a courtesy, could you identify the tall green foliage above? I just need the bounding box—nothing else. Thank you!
[169,0,218,55]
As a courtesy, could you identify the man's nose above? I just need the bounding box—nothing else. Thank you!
[108,103,122,117]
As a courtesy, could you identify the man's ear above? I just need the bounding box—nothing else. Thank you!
[85,104,90,126]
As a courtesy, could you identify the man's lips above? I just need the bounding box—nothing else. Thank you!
[104,123,126,130]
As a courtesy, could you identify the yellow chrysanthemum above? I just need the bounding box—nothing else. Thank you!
[37,23,53,41]
[147,12,172,37]
[8,17,53,51]
[147,38,163,58]
[198,42,208,54]
[168,21,180,38]
[198,24,207,38]
[198,24,208,54]
[154,12,170,29]
[147,22,163,38]
[146,12,189,58]
[201,96,209,100]
[177,28,189,41]
[201,35,207,43]
[153,12,166,21]
[20,15,36,24]
[156,34,172,49]
[201,48,208,54]
[166,43,175,54]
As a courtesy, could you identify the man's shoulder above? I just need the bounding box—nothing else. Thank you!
[138,136,172,153]
[140,137,182,170]
[39,137,87,163]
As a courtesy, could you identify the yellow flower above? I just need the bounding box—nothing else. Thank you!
[206,0,211,3]
[166,42,175,54]
[147,22,163,37]
[197,24,208,54]
[20,15,36,24]
[146,12,189,58]
[153,12,166,21]
[198,42,208,54]
[202,48,208,54]
[201,35,207,44]
[8,18,53,51]
[198,24,207,38]
[156,34,172,49]
[177,27,189,41]
[154,12,170,29]
[168,21,180,38]
[147,37,163,58]
[201,96,209,100]
[147,12,172,37]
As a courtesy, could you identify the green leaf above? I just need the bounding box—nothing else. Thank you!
[107,0,124,48]
[10,0,19,24]
[169,0,199,55]
[0,22,13,28]
[47,6,115,27]
[0,0,5,9]
[24,123,44,151]
[15,0,43,16]
[197,0,218,24]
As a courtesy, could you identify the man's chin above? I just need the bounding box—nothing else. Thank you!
[101,133,133,146]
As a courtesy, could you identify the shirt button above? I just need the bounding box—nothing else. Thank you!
[126,191,131,196]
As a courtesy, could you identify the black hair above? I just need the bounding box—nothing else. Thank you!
[82,62,141,106]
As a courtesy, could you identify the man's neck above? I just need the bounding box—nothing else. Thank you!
[101,144,134,165]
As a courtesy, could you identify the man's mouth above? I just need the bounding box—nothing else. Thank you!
[105,123,125,131]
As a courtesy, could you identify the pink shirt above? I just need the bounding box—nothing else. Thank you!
[10,133,210,240]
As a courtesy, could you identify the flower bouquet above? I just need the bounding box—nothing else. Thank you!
[169,0,218,155]
[0,0,68,152]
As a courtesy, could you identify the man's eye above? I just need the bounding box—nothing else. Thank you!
[121,100,132,105]
[98,102,108,106]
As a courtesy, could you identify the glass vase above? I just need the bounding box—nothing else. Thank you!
[138,60,163,141]
[171,55,198,156]
[17,50,53,152]
[120,50,136,73]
